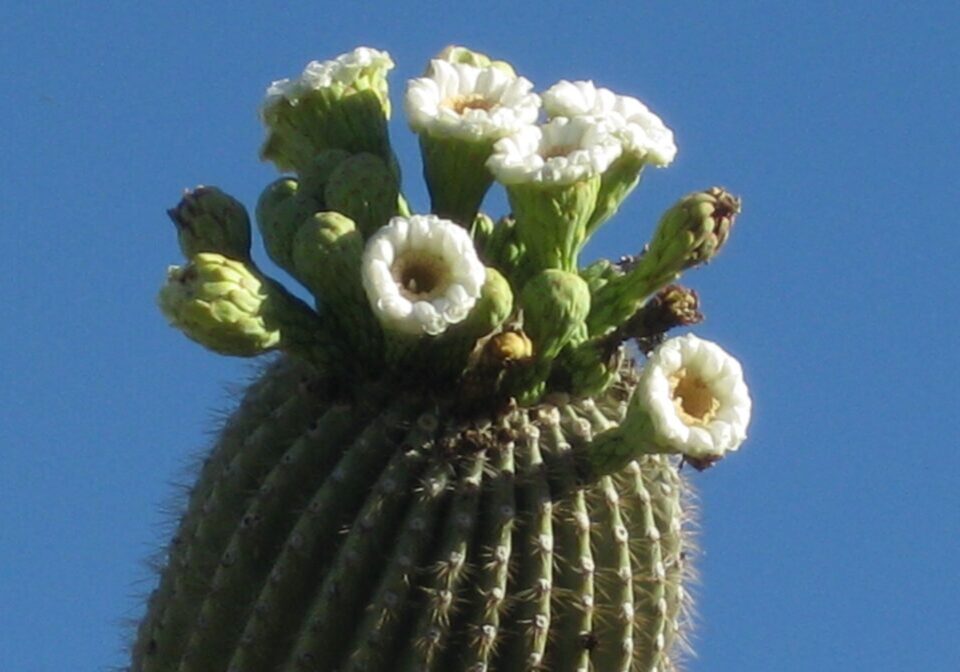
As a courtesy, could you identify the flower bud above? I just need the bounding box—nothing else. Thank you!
[434,45,516,78]
[323,153,400,238]
[649,187,740,272]
[168,186,251,260]
[520,269,591,361]
[255,178,319,275]
[158,253,279,357]
[292,211,364,307]
[296,148,352,204]
[587,188,740,336]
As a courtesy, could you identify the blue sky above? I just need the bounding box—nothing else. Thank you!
[1,2,958,670]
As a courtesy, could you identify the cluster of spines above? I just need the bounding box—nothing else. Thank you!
[131,358,694,672]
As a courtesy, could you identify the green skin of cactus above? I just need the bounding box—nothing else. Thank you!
[131,356,695,672]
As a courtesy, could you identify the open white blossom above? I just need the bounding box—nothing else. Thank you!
[486,117,622,186]
[405,60,540,142]
[637,333,751,460]
[543,80,677,166]
[362,215,486,336]
[263,47,394,109]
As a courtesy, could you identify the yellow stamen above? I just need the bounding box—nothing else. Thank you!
[670,368,720,426]
[442,93,495,115]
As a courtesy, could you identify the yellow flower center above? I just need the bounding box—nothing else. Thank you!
[541,144,577,159]
[442,93,495,115]
[670,368,720,426]
[392,251,451,300]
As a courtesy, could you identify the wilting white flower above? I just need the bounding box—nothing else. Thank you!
[486,117,622,186]
[636,334,751,460]
[263,47,394,109]
[543,80,677,166]
[362,215,486,336]
[405,60,540,142]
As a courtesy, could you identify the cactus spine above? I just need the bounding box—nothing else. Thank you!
[137,45,752,672]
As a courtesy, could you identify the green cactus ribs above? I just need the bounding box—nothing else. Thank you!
[133,357,696,672]
[140,44,754,672]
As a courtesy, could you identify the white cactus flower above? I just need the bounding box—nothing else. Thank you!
[637,333,751,460]
[543,80,677,166]
[263,47,394,109]
[486,116,622,186]
[362,215,486,336]
[405,60,541,142]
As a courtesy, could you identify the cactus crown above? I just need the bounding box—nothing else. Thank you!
[142,44,754,672]
[159,45,744,415]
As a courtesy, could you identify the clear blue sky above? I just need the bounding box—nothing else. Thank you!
[2,2,958,670]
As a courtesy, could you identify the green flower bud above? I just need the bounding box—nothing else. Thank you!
[292,211,383,368]
[434,45,517,78]
[648,187,740,272]
[324,153,400,238]
[587,188,740,336]
[469,212,495,250]
[579,258,623,294]
[459,266,514,338]
[296,148,352,204]
[158,253,280,357]
[521,269,591,361]
[167,186,252,260]
[480,215,527,283]
[255,178,319,274]
[260,48,395,172]
[292,212,363,305]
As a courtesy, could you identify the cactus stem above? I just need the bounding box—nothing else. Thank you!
[539,412,595,672]
[499,418,553,669]
[457,427,516,671]
[341,458,452,672]
[278,404,432,671]
[131,358,307,668]
[138,368,324,672]
[398,451,486,670]
[588,474,635,672]
[178,402,362,671]
[619,460,669,671]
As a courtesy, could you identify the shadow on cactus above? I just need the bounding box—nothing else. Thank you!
[137,45,753,672]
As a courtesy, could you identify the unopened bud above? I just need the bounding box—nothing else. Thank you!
[168,186,251,260]
[433,45,516,78]
[158,253,279,356]
[323,153,400,238]
[650,187,740,272]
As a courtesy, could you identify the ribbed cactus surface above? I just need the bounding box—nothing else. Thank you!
[137,45,753,672]
[133,358,692,672]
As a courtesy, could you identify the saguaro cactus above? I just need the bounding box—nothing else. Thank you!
[135,46,753,672]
